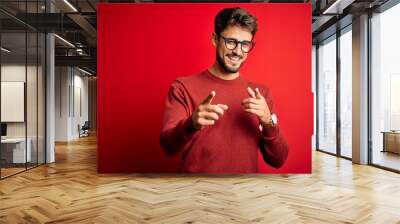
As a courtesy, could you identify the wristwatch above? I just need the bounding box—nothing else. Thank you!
[270,114,278,127]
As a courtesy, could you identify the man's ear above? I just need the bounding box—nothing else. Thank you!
[211,33,217,47]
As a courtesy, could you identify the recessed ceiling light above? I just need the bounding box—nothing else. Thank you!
[63,0,78,12]
[78,67,93,76]
[323,0,354,15]
[54,34,75,48]
[1,47,11,53]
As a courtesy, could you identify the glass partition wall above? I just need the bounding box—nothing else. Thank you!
[0,2,46,179]
[316,26,353,159]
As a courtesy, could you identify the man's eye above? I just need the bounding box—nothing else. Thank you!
[226,39,237,45]
[242,41,251,46]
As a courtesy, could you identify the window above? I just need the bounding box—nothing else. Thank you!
[317,35,337,154]
[371,2,400,171]
[339,28,352,158]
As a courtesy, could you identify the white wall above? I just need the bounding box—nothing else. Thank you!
[1,64,40,137]
[72,73,89,138]
[55,66,69,141]
[55,66,89,141]
[1,65,26,135]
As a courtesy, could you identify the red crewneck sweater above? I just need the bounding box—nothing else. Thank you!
[160,69,289,173]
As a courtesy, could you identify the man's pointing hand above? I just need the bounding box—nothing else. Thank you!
[192,91,228,130]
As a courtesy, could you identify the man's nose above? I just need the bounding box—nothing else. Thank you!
[232,44,243,55]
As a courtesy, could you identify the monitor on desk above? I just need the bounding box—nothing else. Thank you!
[1,123,7,138]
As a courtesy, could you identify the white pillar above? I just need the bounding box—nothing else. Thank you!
[352,14,369,164]
[46,1,55,163]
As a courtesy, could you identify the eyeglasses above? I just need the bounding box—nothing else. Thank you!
[218,35,255,53]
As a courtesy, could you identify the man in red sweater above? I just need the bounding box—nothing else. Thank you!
[160,7,289,173]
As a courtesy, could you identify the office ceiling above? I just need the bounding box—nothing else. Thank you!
[0,0,393,75]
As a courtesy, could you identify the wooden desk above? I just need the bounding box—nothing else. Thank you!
[381,131,400,154]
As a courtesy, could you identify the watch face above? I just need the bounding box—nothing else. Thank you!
[271,114,278,125]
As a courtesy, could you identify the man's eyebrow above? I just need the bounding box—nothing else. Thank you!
[226,37,252,42]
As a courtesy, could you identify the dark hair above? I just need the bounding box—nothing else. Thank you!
[214,7,258,38]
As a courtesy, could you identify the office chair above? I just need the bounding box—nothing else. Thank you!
[79,121,90,138]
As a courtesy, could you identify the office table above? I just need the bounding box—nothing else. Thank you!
[1,138,32,164]
[381,131,400,154]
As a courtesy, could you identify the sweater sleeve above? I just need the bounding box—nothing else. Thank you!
[159,80,198,156]
[258,86,289,168]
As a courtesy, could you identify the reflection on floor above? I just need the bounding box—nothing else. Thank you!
[0,135,400,223]
[1,167,25,178]
[373,150,400,171]
[0,162,42,178]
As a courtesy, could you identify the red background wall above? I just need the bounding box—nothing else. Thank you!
[97,3,312,173]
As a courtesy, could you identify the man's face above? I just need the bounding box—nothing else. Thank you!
[214,25,254,73]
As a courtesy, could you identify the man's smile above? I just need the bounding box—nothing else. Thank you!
[226,54,242,64]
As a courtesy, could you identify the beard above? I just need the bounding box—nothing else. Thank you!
[216,50,244,73]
